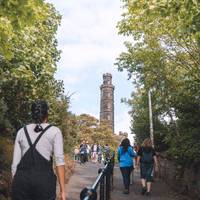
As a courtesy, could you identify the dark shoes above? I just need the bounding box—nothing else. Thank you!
[146,192,151,196]
[141,188,151,196]
[123,189,129,194]
[141,187,147,195]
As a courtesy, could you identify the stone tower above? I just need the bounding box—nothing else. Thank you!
[100,73,115,133]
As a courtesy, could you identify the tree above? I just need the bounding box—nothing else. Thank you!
[77,114,118,151]
[0,2,73,198]
[0,0,54,59]
[50,96,79,154]
[116,0,200,165]
[0,2,61,131]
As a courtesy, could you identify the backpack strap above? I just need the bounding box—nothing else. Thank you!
[24,125,52,148]
[33,124,52,147]
[24,126,33,147]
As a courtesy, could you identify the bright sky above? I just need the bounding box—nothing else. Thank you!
[46,0,134,140]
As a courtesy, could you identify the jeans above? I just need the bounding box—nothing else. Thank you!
[120,166,133,190]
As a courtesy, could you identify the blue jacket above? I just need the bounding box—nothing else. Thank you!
[117,146,137,167]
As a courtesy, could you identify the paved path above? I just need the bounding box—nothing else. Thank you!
[66,162,190,200]
[111,166,189,200]
[66,162,104,200]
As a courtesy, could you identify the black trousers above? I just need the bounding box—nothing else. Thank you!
[11,170,56,200]
[80,153,87,163]
[120,166,133,190]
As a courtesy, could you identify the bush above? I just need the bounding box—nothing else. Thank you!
[0,138,13,199]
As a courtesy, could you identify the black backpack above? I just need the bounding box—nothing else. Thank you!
[141,148,153,163]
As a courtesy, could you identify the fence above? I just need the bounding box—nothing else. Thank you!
[80,153,115,200]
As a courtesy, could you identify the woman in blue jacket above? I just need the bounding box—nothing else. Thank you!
[117,138,137,194]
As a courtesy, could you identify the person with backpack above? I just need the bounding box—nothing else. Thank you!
[117,138,137,194]
[11,100,66,200]
[136,138,158,196]
[79,141,87,164]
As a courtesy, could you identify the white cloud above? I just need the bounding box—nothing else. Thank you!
[73,107,99,119]
[115,111,131,134]
[62,74,80,85]
[53,0,125,75]
[58,43,124,73]
[115,111,134,144]
[47,0,134,134]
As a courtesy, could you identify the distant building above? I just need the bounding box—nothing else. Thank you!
[100,73,115,133]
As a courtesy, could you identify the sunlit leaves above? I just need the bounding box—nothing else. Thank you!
[117,0,200,165]
[77,114,118,151]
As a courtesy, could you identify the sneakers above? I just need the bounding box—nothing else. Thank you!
[141,187,147,195]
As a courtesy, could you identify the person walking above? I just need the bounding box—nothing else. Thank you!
[74,146,80,162]
[104,144,110,162]
[136,138,158,196]
[91,143,99,163]
[97,145,103,164]
[117,138,137,194]
[86,142,91,162]
[79,141,87,164]
[11,100,66,200]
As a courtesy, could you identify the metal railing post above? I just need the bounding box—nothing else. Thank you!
[99,168,105,200]
[80,153,115,200]
[105,166,110,200]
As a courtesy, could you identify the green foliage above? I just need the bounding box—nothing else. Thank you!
[0,138,13,198]
[76,114,118,151]
[0,1,79,199]
[0,0,56,59]
[49,96,79,155]
[0,0,62,129]
[0,98,14,137]
[117,0,200,166]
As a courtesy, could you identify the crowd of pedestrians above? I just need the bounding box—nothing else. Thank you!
[74,137,158,196]
[73,136,158,197]
[74,141,110,164]
[10,100,158,200]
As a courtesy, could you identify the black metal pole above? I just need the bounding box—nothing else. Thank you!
[80,154,115,200]
[99,174,105,200]
[105,164,111,200]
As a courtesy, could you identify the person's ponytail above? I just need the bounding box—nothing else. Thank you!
[34,124,43,132]
[31,100,49,132]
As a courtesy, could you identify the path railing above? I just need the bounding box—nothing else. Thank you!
[80,153,115,200]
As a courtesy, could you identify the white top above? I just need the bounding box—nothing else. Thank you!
[93,144,98,152]
[86,145,91,153]
[11,123,65,176]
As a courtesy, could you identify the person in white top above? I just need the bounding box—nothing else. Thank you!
[91,143,99,163]
[11,100,66,200]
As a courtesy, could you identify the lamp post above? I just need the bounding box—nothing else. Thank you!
[148,89,154,147]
